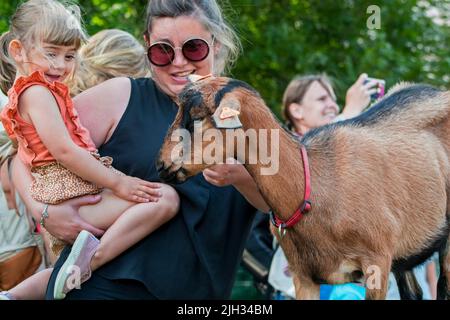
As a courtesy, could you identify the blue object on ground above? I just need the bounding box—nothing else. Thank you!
[321,283,366,300]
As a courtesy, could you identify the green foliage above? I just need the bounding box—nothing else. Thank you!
[1,0,449,117]
[228,0,450,116]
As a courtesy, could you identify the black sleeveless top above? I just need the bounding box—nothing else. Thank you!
[94,78,256,299]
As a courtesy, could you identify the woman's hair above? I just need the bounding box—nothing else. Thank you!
[70,29,150,96]
[0,0,87,94]
[282,74,335,129]
[145,0,241,75]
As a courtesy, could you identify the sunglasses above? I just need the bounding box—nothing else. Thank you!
[147,38,212,67]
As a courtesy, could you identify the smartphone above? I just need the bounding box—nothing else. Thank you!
[364,77,385,101]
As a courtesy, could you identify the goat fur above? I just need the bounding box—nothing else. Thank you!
[157,76,450,300]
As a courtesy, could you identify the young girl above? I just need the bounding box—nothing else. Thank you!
[0,0,179,300]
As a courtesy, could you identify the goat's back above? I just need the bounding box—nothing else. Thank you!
[299,84,450,266]
[342,84,450,133]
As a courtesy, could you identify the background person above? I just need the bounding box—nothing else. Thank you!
[268,73,437,300]
[0,122,47,296]
[267,73,377,299]
[70,29,150,96]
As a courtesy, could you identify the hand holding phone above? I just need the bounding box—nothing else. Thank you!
[364,77,385,101]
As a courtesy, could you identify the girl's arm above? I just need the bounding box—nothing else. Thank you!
[10,155,104,243]
[20,85,160,203]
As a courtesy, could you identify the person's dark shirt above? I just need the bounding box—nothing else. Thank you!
[46,78,256,299]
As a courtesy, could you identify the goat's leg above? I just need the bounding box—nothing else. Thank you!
[362,258,391,300]
[437,231,450,300]
[394,270,423,300]
[292,274,320,300]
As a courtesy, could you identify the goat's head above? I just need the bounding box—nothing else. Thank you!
[157,75,260,183]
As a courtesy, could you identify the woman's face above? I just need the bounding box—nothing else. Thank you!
[147,16,216,98]
[297,80,339,132]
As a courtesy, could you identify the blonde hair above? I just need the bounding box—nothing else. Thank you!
[145,0,241,75]
[282,74,335,129]
[0,0,87,94]
[70,29,150,96]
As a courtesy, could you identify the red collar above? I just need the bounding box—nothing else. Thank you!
[270,145,312,235]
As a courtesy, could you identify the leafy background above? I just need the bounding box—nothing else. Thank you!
[1,0,449,117]
[1,0,449,299]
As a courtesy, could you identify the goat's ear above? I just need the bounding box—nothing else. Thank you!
[212,96,243,129]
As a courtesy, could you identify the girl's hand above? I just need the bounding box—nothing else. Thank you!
[113,176,162,203]
[44,195,105,243]
[202,158,246,187]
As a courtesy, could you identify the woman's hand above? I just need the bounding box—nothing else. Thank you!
[202,158,246,187]
[113,176,162,203]
[203,158,270,212]
[342,73,379,119]
[44,195,105,243]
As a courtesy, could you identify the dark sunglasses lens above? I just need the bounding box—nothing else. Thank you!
[148,43,174,66]
[182,39,209,62]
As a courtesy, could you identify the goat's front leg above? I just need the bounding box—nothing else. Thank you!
[362,257,391,300]
[292,274,320,300]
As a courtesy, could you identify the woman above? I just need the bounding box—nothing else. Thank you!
[12,0,268,299]
[282,73,378,136]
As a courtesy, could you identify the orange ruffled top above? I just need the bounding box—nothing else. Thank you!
[0,71,97,167]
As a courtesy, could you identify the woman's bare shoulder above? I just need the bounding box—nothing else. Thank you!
[73,77,131,113]
[73,77,132,147]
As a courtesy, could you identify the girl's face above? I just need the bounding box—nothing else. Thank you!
[12,41,77,84]
[147,16,217,98]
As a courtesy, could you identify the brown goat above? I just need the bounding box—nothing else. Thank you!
[157,76,450,300]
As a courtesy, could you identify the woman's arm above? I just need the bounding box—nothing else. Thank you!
[341,73,378,119]
[203,159,270,213]
[10,155,104,243]
[73,77,131,147]
[21,85,158,203]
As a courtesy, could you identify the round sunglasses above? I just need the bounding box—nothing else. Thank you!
[147,38,212,67]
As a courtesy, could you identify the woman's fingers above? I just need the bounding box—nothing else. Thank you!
[76,217,105,239]
[355,73,368,85]
[367,88,378,97]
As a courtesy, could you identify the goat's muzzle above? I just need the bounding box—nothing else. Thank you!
[156,158,187,184]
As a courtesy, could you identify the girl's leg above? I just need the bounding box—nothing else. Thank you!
[89,184,179,270]
[76,184,179,269]
[6,268,52,300]
[54,184,179,299]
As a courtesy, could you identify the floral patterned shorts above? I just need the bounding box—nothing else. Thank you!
[30,153,122,256]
